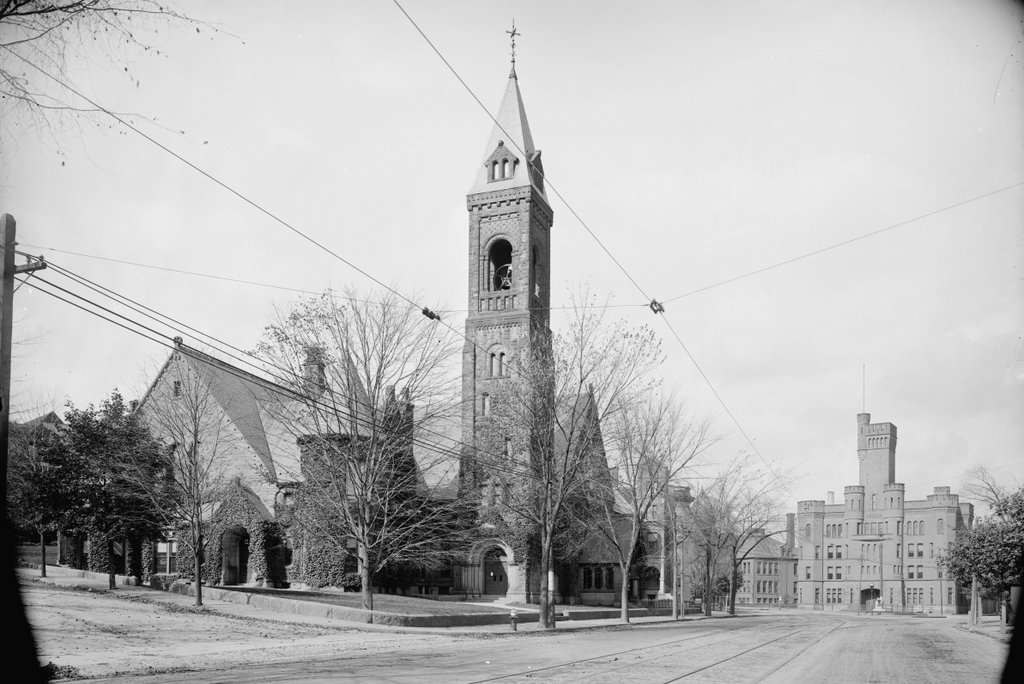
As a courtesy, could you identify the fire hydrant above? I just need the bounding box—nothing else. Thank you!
[510,608,518,631]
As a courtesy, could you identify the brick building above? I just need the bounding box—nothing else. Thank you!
[794,412,974,613]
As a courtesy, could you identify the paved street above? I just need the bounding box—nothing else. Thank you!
[75,612,1009,684]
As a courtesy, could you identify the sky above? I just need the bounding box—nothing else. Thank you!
[2,0,1022,514]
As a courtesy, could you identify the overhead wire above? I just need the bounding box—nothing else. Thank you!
[1,46,579,394]
[663,182,1024,303]
[387,3,1024,494]
[15,264,539,483]
[18,242,646,313]
[386,2,782,482]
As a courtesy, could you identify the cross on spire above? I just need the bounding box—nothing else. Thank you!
[506,21,520,78]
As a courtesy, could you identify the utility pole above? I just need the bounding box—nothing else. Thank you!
[1,214,47,508]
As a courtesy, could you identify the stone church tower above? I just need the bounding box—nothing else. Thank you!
[460,64,553,491]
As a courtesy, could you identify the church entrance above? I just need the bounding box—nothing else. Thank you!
[221,527,250,586]
[483,547,509,596]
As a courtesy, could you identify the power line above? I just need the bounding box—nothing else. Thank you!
[18,242,646,313]
[664,183,1023,303]
[389,0,651,304]
[17,270,537,483]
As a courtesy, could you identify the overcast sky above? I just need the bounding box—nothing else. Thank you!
[2,0,1021,513]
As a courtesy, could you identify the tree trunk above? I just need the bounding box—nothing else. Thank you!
[620,560,631,623]
[729,563,737,615]
[548,568,557,628]
[970,576,980,626]
[39,530,47,577]
[704,550,713,617]
[107,538,116,590]
[194,530,203,607]
[358,544,374,622]
[538,531,553,629]
[671,540,680,620]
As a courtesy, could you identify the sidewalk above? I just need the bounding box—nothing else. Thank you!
[945,611,1015,644]
[17,564,710,634]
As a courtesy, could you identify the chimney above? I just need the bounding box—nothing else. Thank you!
[827,491,835,505]
[786,513,795,549]
[302,347,326,395]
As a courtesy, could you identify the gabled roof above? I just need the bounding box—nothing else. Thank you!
[137,341,461,494]
[468,72,547,199]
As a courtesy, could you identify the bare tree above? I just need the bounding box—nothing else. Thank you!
[688,455,788,616]
[256,288,468,620]
[589,394,713,622]
[134,349,239,606]
[480,299,664,629]
[0,1,208,138]
[962,465,1021,519]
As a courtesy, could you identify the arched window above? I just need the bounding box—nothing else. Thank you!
[489,353,498,377]
[488,239,513,291]
[805,524,811,539]
[481,393,491,416]
[498,352,505,376]
[605,566,614,589]
[937,518,944,534]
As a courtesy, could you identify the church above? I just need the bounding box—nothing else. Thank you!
[132,60,677,608]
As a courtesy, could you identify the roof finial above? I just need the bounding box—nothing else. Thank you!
[506,20,520,79]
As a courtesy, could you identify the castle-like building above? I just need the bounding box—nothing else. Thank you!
[795,413,973,613]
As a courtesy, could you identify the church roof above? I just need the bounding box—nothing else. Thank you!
[467,72,546,199]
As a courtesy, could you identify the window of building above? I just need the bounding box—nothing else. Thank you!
[805,523,811,539]
[897,520,902,535]
[907,543,914,558]
[481,393,491,415]
[872,494,877,510]
[827,567,834,580]
[896,544,901,558]
[487,239,514,291]
[582,566,592,590]
[920,521,926,535]
[815,546,820,559]
[815,588,821,604]
[948,587,953,605]
[917,543,923,557]
[805,566,810,580]
[937,518,944,534]
[605,566,614,589]
[836,567,843,580]
[173,380,181,397]
[836,546,843,559]
[827,545,834,559]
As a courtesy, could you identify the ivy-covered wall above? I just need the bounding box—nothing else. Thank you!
[174,480,287,587]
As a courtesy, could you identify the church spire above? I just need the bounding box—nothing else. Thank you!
[507,21,520,80]
[467,27,545,199]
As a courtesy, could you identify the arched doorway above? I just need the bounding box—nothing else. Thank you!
[483,547,509,596]
[221,527,250,586]
[861,586,880,610]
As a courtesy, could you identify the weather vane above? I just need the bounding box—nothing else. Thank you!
[506,21,520,73]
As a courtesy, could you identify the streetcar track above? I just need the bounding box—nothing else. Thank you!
[748,619,847,683]
[661,629,803,683]
[463,623,770,684]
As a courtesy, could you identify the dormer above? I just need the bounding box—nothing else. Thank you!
[484,141,520,183]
